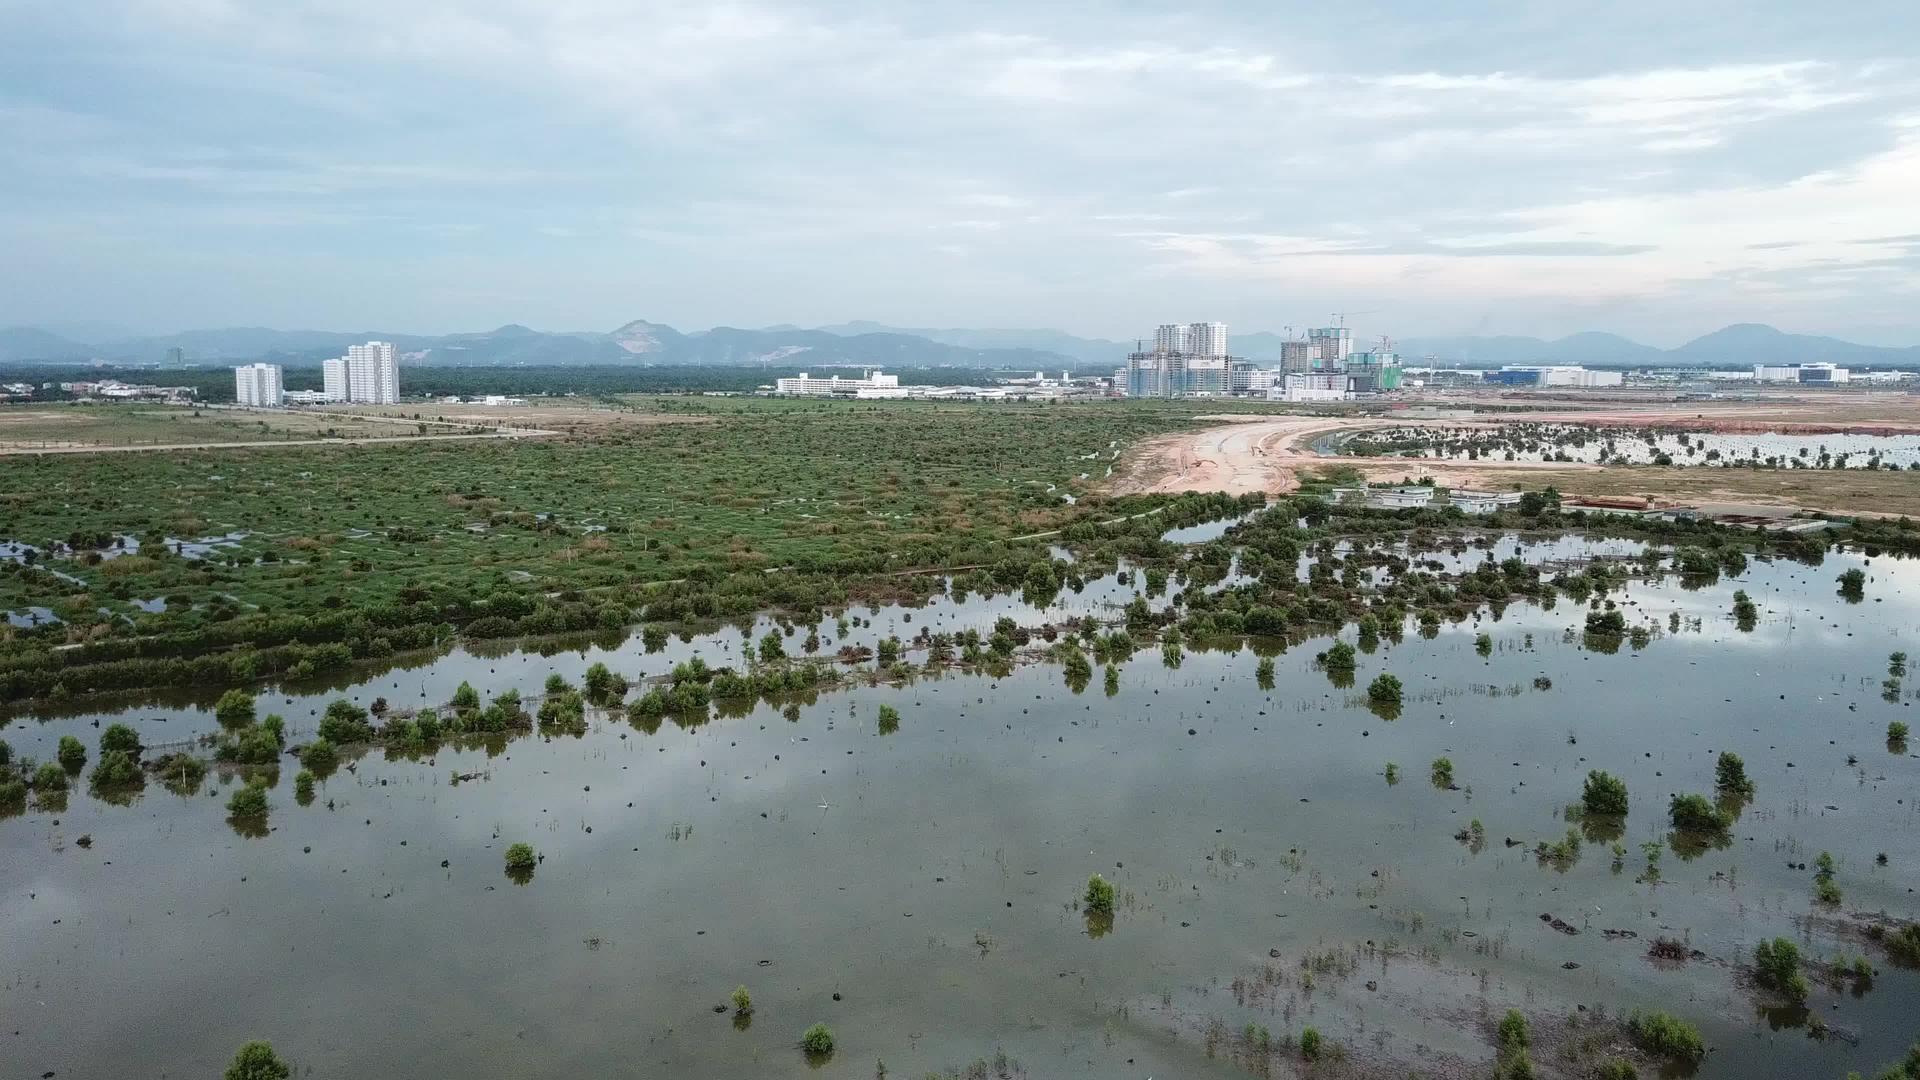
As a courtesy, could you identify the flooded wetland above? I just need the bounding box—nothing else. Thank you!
[5,505,1920,1079]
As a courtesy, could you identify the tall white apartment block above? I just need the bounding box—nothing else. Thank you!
[1186,322,1228,358]
[1152,324,1191,354]
[233,363,284,407]
[322,358,348,402]
[344,340,399,404]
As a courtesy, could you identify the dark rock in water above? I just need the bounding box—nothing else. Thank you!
[1269,948,1281,958]
[1562,961,1580,969]
[713,1004,727,1013]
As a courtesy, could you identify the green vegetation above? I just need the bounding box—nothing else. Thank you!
[1731,589,1758,629]
[226,780,270,819]
[215,688,256,727]
[1300,1027,1321,1061]
[1474,632,1493,657]
[1715,751,1754,797]
[293,769,316,804]
[1668,792,1730,832]
[731,985,752,1014]
[1814,851,1842,905]
[100,722,142,757]
[800,1022,835,1056]
[1496,1009,1529,1050]
[32,760,68,792]
[224,1040,292,1080]
[1383,762,1399,785]
[1753,936,1810,1001]
[1083,873,1116,916]
[876,704,901,735]
[1430,757,1455,788]
[1839,567,1867,601]
[0,400,1239,707]
[300,739,338,773]
[88,748,143,788]
[57,734,87,770]
[1255,655,1274,689]
[1366,673,1403,705]
[1596,1058,1638,1080]
[1321,640,1356,674]
[504,842,538,873]
[1580,770,1629,817]
[1892,721,1910,748]
[1625,1010,1705,1063]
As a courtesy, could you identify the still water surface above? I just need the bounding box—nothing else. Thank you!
[4,540,1918,1077]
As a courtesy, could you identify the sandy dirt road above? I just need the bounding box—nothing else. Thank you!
[1107,414,1597,497]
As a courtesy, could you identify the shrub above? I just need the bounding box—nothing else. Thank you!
[57,735,87,770]
[1714,751,1754,796]
[0,739,10,768]
[504,842,537,872]
[226,781,270,819]
[1300,1027,1321,1060]
[300,739,338,773]
[1367,673,1403,704]
[100,722,142,758]
[1754,937,1809,1001]
[731,985,753,1014]
[1581,770,1629,816]
[1431,757,1455,788]
[583,661,626,702]
[1625,1010,1705,1062]
[294,770,316,802]
[1887,923,1920,965]
[214,689,256,727]
[1584,610,1626,636]
[1322,640,1356,672]
[1838,567,1866,600]
[1595,1059,1637,1080]
[800,1023,835,1055]
[151,752,207,794]
[89,749,143,788]
[451,681,481,712]
[0,776,25,809]
[877,704,901,734]
[1497,1009,1529,1049]
[1668,793,1728,832]
[1892,721,1911,744]
[317,700,373,744]
[224,1041,291,1080]
[32,761,68,791]
[1083,873,1116,915]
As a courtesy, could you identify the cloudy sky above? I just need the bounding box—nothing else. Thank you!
[4,0,1919,345]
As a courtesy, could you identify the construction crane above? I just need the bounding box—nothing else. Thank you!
[1330,310,1377,328]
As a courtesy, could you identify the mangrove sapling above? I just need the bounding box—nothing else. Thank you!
[800,1023,835,1057]
[100,722,142,758]
[88,749,143,789]
[1083,874,1116,916]
[300,739,339,774]
[731,985,753,1015]
[1367,673,1403,705]
[1813,851,1842,905]
[1668,793,1730,833]
[1255,656,1275,690]
[1299,1027,1322,1061]
[1580,770,1630,817]
[57,735,86,771]
[1754,937,1810,1001]
[1383,762,1399,785]
[32,761,68,792]
[293,769,316,805]
[1891,721,1911,750]
[1430,757,1455,789]
[504,842,537,883]
[214,689,257,727]
[1838,567,1866,601]
[226,780,270,820]
[876,705,900,735]
[1625,1011,1705,1063]
[1714,752,1755,798]
[224,1040,292,1080]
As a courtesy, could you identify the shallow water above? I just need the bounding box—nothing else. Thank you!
[4,544,1919,1078]
[1330,427,1920,470]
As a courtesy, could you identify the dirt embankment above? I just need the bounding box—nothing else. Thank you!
[1105,406,1920,517]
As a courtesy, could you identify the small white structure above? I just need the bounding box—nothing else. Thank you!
[1370,487,1436,509]
[1448,489,1523,513]
[284,389,332,405]
[233,363,284,407]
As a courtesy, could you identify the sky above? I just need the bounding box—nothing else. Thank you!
[3,0,1920,347]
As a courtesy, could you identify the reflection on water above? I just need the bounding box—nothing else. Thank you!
[3,539,1919,1078]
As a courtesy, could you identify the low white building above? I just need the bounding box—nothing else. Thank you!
[1268,371,1348,402]
[773,369,901,396]
[1370,487,1436,509]
[284,389,332,405]
[1449,489,1523,513]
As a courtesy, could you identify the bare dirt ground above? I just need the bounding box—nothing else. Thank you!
[1107,397,1920,517]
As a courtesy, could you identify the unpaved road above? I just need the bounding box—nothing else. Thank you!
[1107,414,1597,497]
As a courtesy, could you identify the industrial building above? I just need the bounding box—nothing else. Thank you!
[1487,366,1624,388]
[233,363,284,407]
[773,369,906,398]
[1754,363,1849,384]
[1268,371,1348,402]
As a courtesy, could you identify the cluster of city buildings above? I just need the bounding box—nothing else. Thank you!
[54,379,197,402]
[231,341,401,408]
[1125,323,1404,401]
[1751,362,1849,384]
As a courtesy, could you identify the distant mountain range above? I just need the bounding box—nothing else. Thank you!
[832,321,1920,368]
[0,320,1080,369]
[2,319,1915,369]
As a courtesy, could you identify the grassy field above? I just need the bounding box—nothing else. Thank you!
[0,398,1250,702]
[0,403,463,449]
